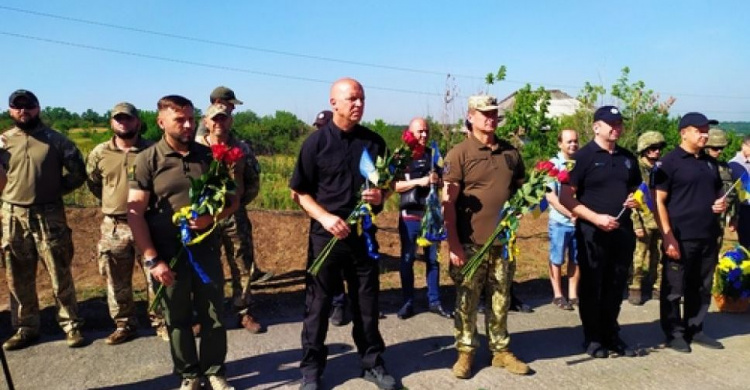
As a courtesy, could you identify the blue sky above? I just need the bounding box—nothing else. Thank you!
[1,1,749,125]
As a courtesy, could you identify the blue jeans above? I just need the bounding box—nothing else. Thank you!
[548,220,577,266]
[399,217,440,306]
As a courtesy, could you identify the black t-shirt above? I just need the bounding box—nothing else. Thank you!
[569,141,641,223]
[289,122,387,237]
[653,146,722,240]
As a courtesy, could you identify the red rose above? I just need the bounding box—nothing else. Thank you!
[401,129,420,149]
[211,144,229,161]
[548,167,560,177]
[535,160,554,172]
[224,147,245,164]
[557,170,570,184]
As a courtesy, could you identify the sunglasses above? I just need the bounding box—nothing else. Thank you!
[10,103,38,110]
[708,147,724,152]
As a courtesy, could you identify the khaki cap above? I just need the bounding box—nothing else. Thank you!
[468,95,500,112]
[205,103,231,119]
[111,102,138,117]
[210,86,243,105]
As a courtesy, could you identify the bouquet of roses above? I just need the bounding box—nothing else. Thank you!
[149,144,243,311]
[461,160,563,278]
[308,130,418,275]
[713,245,750,299]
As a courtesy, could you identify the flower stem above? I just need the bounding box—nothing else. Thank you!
[307,201,365,275]
[148,246,184,313]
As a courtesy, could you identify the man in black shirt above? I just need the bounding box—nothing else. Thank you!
[654,112,726,353]
[290,78,396,390]
[561,106,641,359]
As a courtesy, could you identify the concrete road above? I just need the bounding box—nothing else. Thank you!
[3,297,749,390]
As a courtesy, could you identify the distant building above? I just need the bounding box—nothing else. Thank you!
[497,89,582,119]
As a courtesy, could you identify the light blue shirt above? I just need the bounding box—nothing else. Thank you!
[547,151,574,226]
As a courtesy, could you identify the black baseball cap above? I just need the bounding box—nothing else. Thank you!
[593,105,624,124]
[679,112,718,129]
[9,89,39,107]
[312,110,332,128]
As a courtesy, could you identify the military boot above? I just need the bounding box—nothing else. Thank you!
[492,350,530,375]
[2,328,39,351]
[628,289,643,306]
[452,351,474,379]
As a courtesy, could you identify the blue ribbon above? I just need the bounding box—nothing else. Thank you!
[360,207,380,260]
[725,248,745,264]
[178,217,212,284]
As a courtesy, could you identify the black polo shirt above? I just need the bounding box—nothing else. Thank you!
[569,141,641,221]
[653,146,722,240]
[289,122,387,237]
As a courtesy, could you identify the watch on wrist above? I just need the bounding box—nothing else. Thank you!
[144,256,160,269]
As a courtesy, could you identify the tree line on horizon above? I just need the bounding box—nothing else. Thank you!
[1,67,748,166]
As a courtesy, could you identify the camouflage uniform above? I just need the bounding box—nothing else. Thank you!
[443,109,526,369]
[0,122,86,334]
[197,133,261,313]
[86,136,159,328]
[450,245,515,352]
[630,157,662,292]
[706,129,736,246]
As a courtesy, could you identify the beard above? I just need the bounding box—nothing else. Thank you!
[14,115,41,131]
[115,129,138,140]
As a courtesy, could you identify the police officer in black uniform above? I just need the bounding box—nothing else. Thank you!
[561,106,640,359]
[290,78,396,390]
[654,112,726,353]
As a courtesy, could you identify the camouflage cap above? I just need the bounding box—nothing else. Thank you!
[636,131,666,153]
[468,95,500,112]
[205,103,231,119]
[210,86,243,105]
[111,102,138,117]
[706,128,728,148]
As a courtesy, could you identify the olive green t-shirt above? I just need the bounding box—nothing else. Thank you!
[86,136,153,215]
[443,134,524,245]
[129,137,215,245]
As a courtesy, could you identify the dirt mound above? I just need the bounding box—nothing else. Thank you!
[0,208,553,333]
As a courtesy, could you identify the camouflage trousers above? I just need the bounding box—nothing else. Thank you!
[450,244,516,353]
[629,228,662,291]
[1,202,81,333]
[215,209,255,312]
[98,215,162,328]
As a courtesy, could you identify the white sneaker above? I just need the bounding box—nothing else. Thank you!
[208,376,235,390]
[179,377,200,390]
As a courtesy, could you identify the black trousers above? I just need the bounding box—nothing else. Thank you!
[575,222,635,346]
[660,238,718,340]
[300,233,385,380]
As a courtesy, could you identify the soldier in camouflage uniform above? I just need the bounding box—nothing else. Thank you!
[86,102,166,344]
[704,128,736,247]
[443,95,529,378]
[195,86,243,139]
[628,131,666,305]
[196,103,265,333]
[1,90,87,350]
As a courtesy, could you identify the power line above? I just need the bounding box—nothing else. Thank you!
[0,31,443,98]
[0,5,484,81]
[3,5,750,102]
